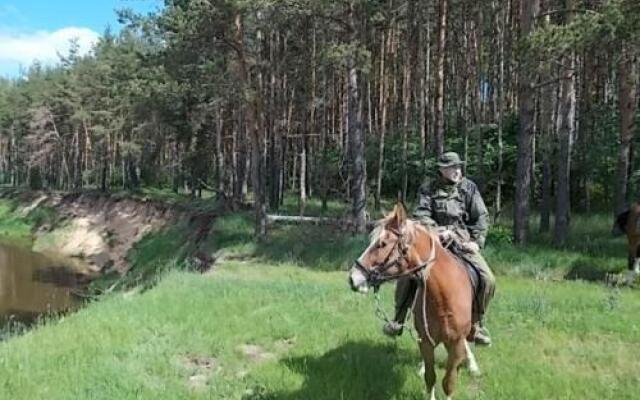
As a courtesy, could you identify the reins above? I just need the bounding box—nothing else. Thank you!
[357,228,438,346]
[353,228,436,287]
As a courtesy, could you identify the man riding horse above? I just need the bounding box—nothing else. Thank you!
[383,151,496,346]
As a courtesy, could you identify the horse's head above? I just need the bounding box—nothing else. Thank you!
[348,202,435,293]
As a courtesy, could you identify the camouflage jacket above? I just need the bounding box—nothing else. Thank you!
[413,176,489,248]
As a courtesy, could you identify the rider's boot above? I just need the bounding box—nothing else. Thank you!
[382,277,417,337]
[473,321,492,346]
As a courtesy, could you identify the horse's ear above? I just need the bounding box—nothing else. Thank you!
[400,198,408,215]
[391,201,407,228]
[395,191,408,215]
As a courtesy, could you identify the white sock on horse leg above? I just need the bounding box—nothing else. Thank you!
[625,259,640,285]
[626,270,638,285]
[464,340,480,376]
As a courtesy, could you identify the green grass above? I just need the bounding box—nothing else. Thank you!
[487,213,628,281]
[1,200,639,399]
[273,196,354,218]
[211,212,630,280]
[0,197,60,245]
[211,213,369,270]
[0,263,638,399]
[90,219,215,293]
[0,201,35,246]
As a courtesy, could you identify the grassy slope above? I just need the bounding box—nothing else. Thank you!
[0,264,638,400]
[0,201,34,244]
[0,197,639,399]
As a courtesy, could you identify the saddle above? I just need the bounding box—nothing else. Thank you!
[444,241,483,320]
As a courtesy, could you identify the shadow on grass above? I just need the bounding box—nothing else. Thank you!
[213,213,369,271]
[532,235,624,260]
[520,214,625,260]
[563,258,618,282]
[89,221,205,293]
[214,213,631,276]
[244,341,417,400]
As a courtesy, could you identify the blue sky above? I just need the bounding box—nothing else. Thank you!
[0,1,163,77]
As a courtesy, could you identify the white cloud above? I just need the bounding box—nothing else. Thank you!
[0,27,100,73]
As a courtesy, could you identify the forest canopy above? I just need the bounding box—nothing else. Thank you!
[0,0,638,242]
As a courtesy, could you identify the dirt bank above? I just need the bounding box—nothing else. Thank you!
[0,190,217,273]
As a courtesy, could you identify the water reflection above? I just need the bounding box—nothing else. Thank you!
[0,241,92,324]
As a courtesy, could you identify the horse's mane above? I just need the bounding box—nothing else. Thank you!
[370,216,441,282]
[371,214,438,245]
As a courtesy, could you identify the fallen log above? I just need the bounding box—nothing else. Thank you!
[267,214,377,229]
[267,215,339,225]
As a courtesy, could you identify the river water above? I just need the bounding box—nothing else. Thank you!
[0,241,91,324]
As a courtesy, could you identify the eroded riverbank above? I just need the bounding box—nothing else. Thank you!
[0,190,217,274]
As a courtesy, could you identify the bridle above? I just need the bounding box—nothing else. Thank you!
[353,226,437,289]
[353,225,438,346]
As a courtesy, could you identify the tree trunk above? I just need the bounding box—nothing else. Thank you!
[539,5,557,233]
[513,0,540,244]
[401,56,411,203]
[348,2,367,233]
[320,73,329,213]
[234,12,266,237]
[375,29,388,210]
[494,0,505,222]
[434,0,448,156]
[554,55,576,245]
[216,108,226,196]
[299,136,307,216]
[540,153,552,233]
[614,45,638,215]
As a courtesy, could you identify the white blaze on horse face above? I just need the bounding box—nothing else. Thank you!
[349,267,369,292]
[349,231,383,293]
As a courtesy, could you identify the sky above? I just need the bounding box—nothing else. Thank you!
[0,0,164,78]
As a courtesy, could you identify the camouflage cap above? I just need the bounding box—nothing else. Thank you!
[436,152,465,168]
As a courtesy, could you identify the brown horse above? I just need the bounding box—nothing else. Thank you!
[614,203,640,285]
[348,203,479,400]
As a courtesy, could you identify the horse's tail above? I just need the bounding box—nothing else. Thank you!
[613,209,631,237]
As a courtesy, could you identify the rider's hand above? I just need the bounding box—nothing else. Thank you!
[462,241,480,253]
[438,228,453,242]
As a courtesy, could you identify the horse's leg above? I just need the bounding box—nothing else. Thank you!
[626,258,640,284]
[418,341,436,400]
[442,339,466,400]
[634,243,640,275]
[464,340,480,376]
[626,244,640,285]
